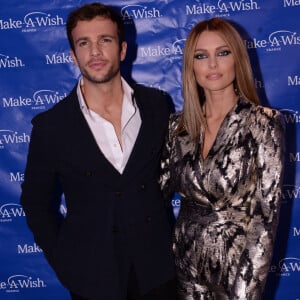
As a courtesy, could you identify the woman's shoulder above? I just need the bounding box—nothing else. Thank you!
[249,102,284,126]
[237,98,283,124]
[243,100,285,137]
[170,111,182,121]
[168,111,182,130]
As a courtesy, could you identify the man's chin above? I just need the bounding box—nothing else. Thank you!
[83,72,119,85]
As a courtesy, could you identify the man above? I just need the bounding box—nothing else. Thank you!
[20,3,176,300]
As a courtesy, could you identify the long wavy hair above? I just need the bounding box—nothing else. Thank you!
[177,17,260,142]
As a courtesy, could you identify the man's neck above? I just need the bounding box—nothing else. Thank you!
[81,75,124,110]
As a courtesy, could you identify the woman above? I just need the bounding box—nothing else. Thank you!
[160,18,285,299]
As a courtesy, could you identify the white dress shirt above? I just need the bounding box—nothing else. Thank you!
[77,77,142,174]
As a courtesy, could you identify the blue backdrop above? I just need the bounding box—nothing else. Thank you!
[0,1,299,299]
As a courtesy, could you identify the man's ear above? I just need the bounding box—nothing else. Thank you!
[70,49,78,66]
[120,41,127,62]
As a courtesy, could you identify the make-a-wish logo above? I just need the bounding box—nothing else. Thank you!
[2,89,66,110]
[17,242,43,254]
[60,203,67,217]
[245,30,300,52]
[172,196,181,219]
[289,153,300,163]
[0,11,64,32]
[121,5,162,21]
[45,52,73,65]
[288,74,300,86]
[281,185,300,204]
[254,78,264,89]
[0,130,30,149]
[33,89,66,110]
[186,0,260,16]
[293,227,300,237]
[140,38,185,62]
[9,171,24,182]
[0,275,46,293]
[0,53,25,68]
[283,0,300,7]
[0,203,25,222]
[279,109,300,124]
[272,258,300,276]
[137,82,163,91]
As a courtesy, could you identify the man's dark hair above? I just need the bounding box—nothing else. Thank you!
[66,2,125,52]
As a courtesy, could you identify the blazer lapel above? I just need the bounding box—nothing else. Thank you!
[66,89,122,185]
[121,89,158,180]
[65,86,162,187]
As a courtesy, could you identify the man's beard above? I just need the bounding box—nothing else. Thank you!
[81,64,119,84]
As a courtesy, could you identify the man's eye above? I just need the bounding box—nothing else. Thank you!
[99,38,112,43]
[79,41,89,47]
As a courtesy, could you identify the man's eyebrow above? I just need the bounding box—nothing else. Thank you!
[74,36,89,44]
[74,34,117,44]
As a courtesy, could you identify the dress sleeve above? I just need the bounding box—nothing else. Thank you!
[159,114,177,201]
[233,109,285,299]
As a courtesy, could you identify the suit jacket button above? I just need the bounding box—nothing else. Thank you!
[112,226,119,233]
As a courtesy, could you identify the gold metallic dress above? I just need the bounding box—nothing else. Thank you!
[160,99,285,300]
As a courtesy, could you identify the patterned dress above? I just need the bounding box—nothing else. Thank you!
[160,99,285,300]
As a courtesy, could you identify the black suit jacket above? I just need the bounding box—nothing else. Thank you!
[20,84,176,300]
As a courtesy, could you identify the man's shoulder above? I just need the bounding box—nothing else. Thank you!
[32,86,77,125]
[132,83,175,113]
[133,83,167,98]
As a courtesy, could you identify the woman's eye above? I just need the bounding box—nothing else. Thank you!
[194,53,207,60]
[218,50,231,56]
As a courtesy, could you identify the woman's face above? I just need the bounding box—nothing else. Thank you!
[193,30,236,95]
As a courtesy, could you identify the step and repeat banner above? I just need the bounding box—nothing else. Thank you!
[0,1,299,299]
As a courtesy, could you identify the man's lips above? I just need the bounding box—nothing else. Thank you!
[88,60,106,69]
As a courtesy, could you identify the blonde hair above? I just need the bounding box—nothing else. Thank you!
[178,17,260,141]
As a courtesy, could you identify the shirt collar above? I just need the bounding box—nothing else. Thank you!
[76,76,135,114]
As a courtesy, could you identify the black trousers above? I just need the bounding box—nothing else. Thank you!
[70,267,177,300]
[126,266,177,300]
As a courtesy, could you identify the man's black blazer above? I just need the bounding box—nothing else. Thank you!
[20,84,176,300]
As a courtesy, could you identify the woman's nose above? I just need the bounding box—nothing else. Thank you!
[208,56,217,68]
